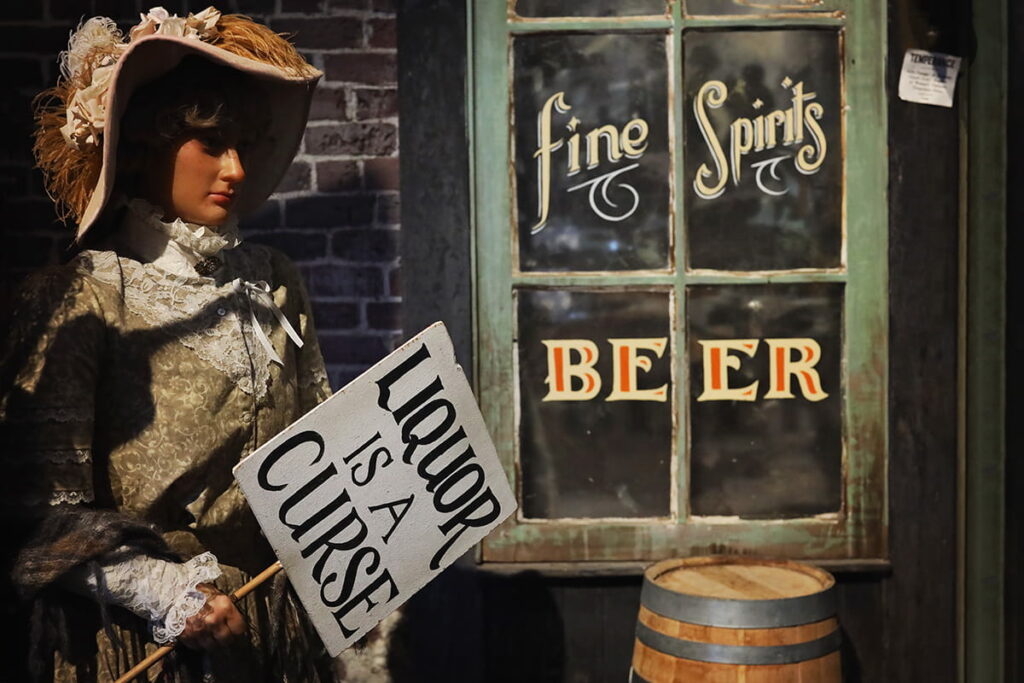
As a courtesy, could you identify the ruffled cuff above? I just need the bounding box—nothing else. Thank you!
[150,552,222,643]
[62,548,224,643]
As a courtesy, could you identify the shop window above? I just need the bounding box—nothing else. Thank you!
[683,29,843,270]
[473,0,886,565]
[685,0,838,16]
[513,0,670,19]
[513,32,672,272]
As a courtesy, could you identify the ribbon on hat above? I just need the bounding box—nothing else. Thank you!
[59,6,222,151]
[241,280,304,367]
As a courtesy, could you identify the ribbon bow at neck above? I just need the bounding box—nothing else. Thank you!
[239,280,304,366]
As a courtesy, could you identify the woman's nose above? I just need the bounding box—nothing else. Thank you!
[220,147,246,184]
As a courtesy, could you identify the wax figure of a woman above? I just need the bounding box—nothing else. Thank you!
[0,7,335,681]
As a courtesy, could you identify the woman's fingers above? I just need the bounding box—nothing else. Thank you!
[178,585,248,651]
[205,597,245,643]
[178,601,212,650]
[179,625,216,651]
[197,629,218,651]
[225,605,247,637]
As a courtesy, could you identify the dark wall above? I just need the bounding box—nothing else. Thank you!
[397,0,966,681]
[1006,0,1022,680]
[883,0,967,680]
[395,0,472,367]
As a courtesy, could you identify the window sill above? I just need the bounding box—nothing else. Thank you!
[475,558,892,578]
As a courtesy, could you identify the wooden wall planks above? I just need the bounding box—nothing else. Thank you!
[884,0,965,681]
[1004,1,1022,681]
[396,0,474,376]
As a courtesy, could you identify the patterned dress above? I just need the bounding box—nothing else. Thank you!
[1,233,335,681]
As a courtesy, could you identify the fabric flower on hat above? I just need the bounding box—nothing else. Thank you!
[60,6,222,151]
[129,6,221,41]
[60,55,117,150]
[128,6,171,40]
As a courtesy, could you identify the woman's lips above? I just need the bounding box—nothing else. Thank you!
[209,192,234,206]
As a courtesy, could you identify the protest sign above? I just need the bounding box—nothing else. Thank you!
[233,322,516,657]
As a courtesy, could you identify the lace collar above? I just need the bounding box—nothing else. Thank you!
[84,200,305,398]
[116,198,241,277]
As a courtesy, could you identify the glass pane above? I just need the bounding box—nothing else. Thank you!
[513,33,672,272]
[516,0,668,17]
[686,0,836,15]
[518,289,673,518]
[683,30,842,270]
[687,283,843,517]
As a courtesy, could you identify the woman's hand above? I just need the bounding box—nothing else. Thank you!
[177,583,247,651]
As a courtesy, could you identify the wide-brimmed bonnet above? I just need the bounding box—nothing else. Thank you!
[34,7,322,242]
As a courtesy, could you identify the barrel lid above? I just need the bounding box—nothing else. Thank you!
[641,556,837,628]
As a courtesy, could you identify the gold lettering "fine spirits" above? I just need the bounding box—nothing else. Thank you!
[692,78,828,200]
[532,91,650,233]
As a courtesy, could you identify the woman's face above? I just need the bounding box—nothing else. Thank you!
[143,129,246,227]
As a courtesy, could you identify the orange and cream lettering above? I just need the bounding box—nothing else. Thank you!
[762,338,829,402]
[541,339,602,401]
[696,339,760,402]
[539,336,829,403]
[606,338,669,402]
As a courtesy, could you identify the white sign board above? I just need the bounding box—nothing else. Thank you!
[233,322,516,656]
[898,49,962,108]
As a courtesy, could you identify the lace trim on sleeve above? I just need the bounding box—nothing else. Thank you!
[2,448,94,507]
[65,550,222,643]
[151,552,222,643]
[9,447,92,464]
[0,488,95,507]
[48,490,95,505]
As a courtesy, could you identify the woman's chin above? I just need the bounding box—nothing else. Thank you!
[183,206,231,227]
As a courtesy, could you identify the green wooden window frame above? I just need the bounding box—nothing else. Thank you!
[470,0,887,567]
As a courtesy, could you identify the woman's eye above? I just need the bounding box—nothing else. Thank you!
[199,134,227,154]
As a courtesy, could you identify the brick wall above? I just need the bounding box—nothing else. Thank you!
[0,0,401,389]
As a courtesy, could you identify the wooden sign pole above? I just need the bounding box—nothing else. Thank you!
[113,561,284,683]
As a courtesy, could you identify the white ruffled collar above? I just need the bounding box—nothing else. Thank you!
[117,198,240,277]
[109,198,305,371]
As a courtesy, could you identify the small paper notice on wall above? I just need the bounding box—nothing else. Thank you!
[898,49,962,108]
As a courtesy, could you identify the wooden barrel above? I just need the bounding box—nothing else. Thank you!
[631,556,841,683]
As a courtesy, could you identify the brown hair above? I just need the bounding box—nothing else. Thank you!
[114,56,270,200]
[122,57,261,144]
[32,14,315,226]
